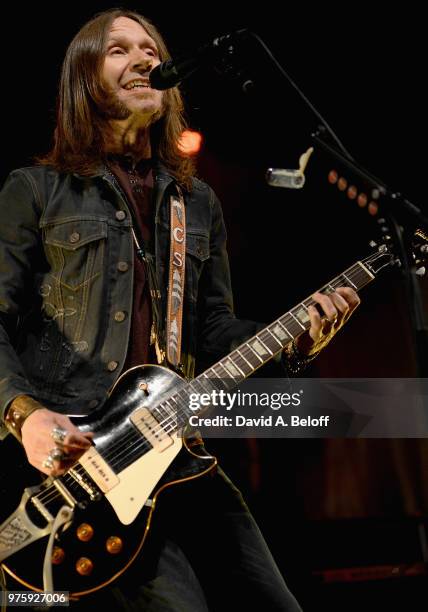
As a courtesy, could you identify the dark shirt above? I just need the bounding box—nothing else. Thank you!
[107,156,155,369]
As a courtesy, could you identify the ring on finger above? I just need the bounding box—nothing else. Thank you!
[42,456,54,470]
[48,447,64,462]
[51,425,67,445]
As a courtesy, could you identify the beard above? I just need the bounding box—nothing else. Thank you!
[99,88,163,124]
[99,90,132,121]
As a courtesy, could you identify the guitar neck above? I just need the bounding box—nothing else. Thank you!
[157,252,391,425]
[199,260,375,382]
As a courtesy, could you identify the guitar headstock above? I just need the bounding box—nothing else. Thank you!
[362,242,397,276]
[412,228,428,276]
[362,222,428,277]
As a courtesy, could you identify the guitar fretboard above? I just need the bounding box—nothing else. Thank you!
[150,258,377,430]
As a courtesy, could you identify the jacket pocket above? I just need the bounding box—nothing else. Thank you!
[186,231,210,261]
[185,231,210,303]
[43,218,107,291]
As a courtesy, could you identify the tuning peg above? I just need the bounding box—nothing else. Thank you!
[416,266,426,276]
[369,240,378,248]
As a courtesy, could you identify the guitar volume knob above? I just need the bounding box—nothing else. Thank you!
[77,523,94,542]
[52,547,65,565]
[106,536,123,554]
[76,557,94,576]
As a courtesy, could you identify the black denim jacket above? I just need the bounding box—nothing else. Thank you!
[0,164,261,438]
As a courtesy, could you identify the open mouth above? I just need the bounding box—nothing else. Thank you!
[123,79,150,91]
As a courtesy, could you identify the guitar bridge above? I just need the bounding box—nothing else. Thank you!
[68,468,103,501]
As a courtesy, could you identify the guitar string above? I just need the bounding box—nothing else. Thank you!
[92,262,371,467]
[34,265,371,507]
[34,264,373,506]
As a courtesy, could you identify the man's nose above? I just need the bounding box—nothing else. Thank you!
[130,49,154,72]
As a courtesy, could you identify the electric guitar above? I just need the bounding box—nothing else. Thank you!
[0,238,420,599]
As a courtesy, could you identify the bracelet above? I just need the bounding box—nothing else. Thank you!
[4,395,42,440]
[284,340,320,376]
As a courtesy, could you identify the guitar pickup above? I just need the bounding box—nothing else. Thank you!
[78,448,119,494]
[130,407,174,452]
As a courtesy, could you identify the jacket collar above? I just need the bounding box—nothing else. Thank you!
[72,158,175,187]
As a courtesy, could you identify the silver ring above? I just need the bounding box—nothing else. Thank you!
[51,426,67,444]
[48,447,63,462]
[42,457,54,470]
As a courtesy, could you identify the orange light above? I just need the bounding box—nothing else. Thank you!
[357,193,368,208]
[328,169,338,184]
[337,177,348,191]
[347,185,357,200]
[368,201,379,216]
[178,130,203,156]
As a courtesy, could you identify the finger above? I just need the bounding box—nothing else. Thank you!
[328,292,350,321]
[307,304,323,340]
[54,419,93,449]
[38,446,86,476]
[335,287,360,320]
[335,287,360,309]
[312,292,338,323]
[63,432,93,449]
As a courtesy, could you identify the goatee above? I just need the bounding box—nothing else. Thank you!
[99,92,132,121]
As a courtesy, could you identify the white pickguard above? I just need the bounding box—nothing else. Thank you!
[105,436,182,525]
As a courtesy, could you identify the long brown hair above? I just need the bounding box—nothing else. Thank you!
[39,9,195,187]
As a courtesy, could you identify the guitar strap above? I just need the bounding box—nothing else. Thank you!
[128,183,186,370]
[165,186,186,368]
[104,165,187,370]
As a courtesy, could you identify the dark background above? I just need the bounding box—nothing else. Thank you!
[2,3,428,609]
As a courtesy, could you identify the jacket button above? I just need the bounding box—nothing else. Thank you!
[88,399,99,409]
[107,361,118,372]
[69,232,80,243]
[117,261,129,272]
[114,311,126,322]
[115,210,126,221]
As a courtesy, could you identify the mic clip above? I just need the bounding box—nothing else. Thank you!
[266,146,314,189]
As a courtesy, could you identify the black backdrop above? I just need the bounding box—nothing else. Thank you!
[1,3,428,610]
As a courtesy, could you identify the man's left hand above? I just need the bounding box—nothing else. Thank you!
[295,287,360,356]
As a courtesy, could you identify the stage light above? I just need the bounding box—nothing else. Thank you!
[178,130,203,156]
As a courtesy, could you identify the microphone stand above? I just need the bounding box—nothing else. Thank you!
[231,31,428,378]
[179,28,428,377]
[310,129,428,378]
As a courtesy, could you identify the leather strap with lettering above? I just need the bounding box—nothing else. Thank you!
[166,187,186,367]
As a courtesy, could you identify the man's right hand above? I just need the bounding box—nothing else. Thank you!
[21,408,93,476]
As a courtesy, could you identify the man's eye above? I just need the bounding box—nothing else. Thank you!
[146,48,159,58]
[109,47,126,55]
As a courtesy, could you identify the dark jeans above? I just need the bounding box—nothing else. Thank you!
[69,466,302,612]
[5,467,302,611]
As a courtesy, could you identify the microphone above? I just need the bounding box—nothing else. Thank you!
[149,30,248,90]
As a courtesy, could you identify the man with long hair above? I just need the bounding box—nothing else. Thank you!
[0,9,359,610]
